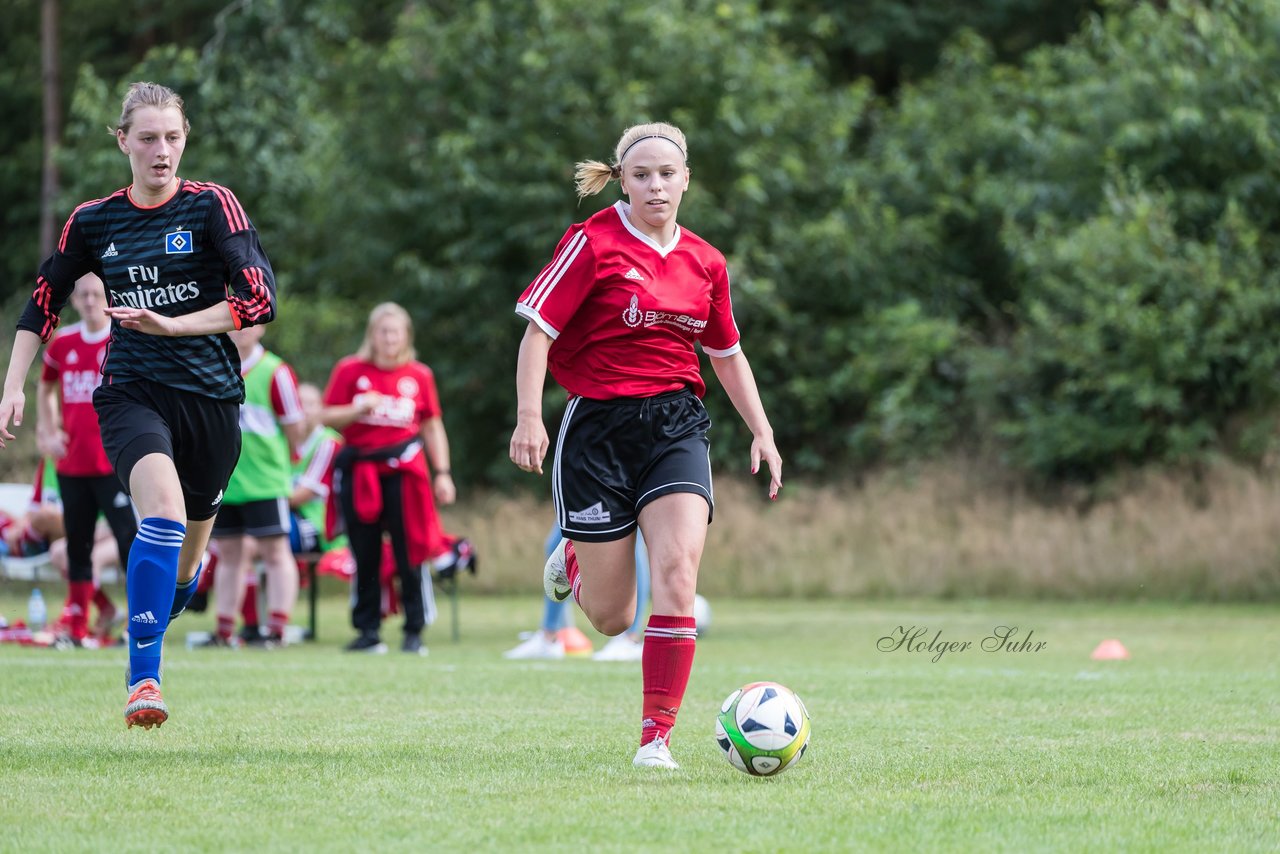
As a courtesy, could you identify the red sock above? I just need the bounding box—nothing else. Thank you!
[92,586,115,614]
[216,614,236,640]
[241,580,260,626]
[197,550,217,594]
[564,540,583,605]
[641,614,698,746]
[268,610,289,639]
[66,581,94,640]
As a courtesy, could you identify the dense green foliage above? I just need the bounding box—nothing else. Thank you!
[5,0,1279,485]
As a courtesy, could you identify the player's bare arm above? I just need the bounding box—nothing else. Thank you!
[0,330,44,448]
[510,322,553,475]
[421,416,456,505]
[103,301,237,337]
[710,350,783,499]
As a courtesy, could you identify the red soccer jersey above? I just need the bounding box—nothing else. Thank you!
[240,345,305,426]
[323,357,441,451]
[516,201,741,399]
[40,322,113,476]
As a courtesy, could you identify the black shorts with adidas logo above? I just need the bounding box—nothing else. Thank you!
[552,387,714,542]
[94,379,242,522]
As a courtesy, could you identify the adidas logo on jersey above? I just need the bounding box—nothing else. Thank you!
[131,610,158,624]
[101,242,119,258]
[624,267,644,281]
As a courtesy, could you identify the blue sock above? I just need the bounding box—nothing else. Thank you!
[170,561,203,620]
[127,517,185,686]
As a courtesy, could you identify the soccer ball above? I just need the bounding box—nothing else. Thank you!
[693,594,712,636]
[715,681,810,776]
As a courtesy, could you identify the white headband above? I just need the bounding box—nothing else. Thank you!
[619,134,686,165]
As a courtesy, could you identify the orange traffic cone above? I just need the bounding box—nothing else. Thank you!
[558,626,594,657]
[1091,639,1130,660]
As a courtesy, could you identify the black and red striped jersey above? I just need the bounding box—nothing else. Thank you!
[17,179,276,402]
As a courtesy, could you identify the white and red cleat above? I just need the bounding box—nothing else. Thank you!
[124,679,168,729]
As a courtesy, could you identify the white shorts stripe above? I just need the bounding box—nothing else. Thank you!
[636,481,713,509]
[551,396,581,531]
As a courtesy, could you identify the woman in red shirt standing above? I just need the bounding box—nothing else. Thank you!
[322,302,456,655]
[509,122,783,769]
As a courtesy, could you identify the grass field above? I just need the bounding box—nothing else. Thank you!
[1,585,1277,852]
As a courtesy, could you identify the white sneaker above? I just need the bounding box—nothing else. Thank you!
[633,735,679,769]
[543,538,571,602]
[503,631,565,660]
[592,633,643,662]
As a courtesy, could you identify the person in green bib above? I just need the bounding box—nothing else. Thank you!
[205,323,307,647]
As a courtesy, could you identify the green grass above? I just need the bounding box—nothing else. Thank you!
[0,586,1277,852]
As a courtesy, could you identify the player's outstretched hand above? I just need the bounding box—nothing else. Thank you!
[509,416,549,475]
[104,305,177,336]
[0,390,24,450]
[750,435,783,500]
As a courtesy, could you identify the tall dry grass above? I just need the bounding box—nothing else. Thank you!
[443,459,1280,601]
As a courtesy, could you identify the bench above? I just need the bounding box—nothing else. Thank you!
[293,552,463,643]
[0,481,126,585]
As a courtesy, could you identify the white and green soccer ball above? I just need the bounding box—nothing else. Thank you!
[715,681,811,776]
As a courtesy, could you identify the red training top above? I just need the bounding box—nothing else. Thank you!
[516,200,741,400]
[322,357,441,450]
[40,322,113,477]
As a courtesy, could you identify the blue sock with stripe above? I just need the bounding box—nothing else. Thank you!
[127,518,185,685]
[170,560,203,620]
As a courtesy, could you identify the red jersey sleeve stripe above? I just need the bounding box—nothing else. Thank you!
[525,231,587,311]
[33,277,59,341]
[211,183,249,233]
[273,366,304,422]
[228,268,273,324]
[56,193,119,252]
[303,438,338,488]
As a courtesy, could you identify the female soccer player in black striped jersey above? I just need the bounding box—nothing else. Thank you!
[0,81,277,729]
[509,122,783,769]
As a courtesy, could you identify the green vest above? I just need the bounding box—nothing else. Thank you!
[224,349,293,504]
[293,426,346,552]
[39,458,60,504]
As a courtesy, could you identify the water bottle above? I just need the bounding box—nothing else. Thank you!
[27,588,47,631]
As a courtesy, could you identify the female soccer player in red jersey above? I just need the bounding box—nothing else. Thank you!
[322,302,457,656]
[1,82,277,728]
[509,122,783,769]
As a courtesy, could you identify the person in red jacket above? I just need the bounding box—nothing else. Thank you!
[321,302,456,655]
[509,122,782,770]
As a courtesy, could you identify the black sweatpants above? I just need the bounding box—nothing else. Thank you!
[339,471,426,638]
[57,473,138,583]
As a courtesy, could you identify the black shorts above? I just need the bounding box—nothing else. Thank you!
[94,380,241,522]
[553,387,713,543]
[211,497,291,538]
